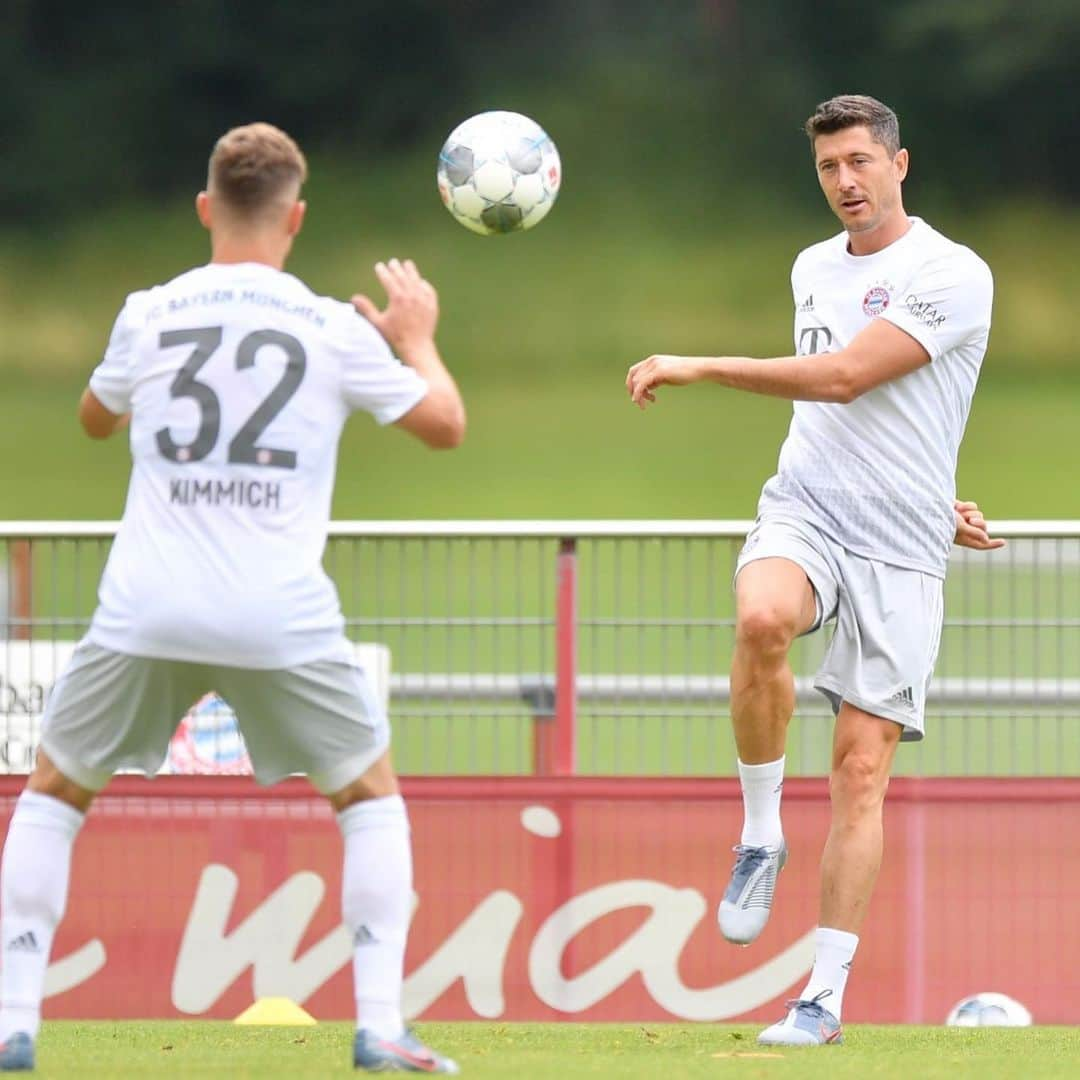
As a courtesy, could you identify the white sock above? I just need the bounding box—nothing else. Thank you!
[738,756,785,848]
[339,795,412,1041]
[800,927,859,1020]
[0,791,84,1042]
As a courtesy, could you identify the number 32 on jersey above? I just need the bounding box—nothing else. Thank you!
[156,326,306,468]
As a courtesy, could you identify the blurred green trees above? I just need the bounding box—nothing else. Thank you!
[1,1,1077,222]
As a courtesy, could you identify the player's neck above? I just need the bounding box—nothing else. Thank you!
[209,234,290,271]
[846,208,912,257]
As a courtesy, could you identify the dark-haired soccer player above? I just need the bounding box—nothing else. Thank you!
[627,95,1002,1046]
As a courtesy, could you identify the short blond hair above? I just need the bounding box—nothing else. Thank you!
[207,122,308,217]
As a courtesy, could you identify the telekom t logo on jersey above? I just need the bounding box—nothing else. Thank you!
[798,326,833,354]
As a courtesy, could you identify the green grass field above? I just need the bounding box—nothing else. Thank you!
[26,1021,1080,1078]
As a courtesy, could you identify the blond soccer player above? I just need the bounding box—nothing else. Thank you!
[0,124,463,1074]
[626,94,1004,1046]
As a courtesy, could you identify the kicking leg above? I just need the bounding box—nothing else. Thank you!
[720,558,816,945]
[1,752,96,1071]
[327,753,458,1075]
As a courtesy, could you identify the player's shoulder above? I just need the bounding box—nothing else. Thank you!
[909,218,993,286]
[249,270,371,337]
[312,293,390,356]
[113,264,227,323]
[791,231,847,279]
[235,270,390,358]
[270,269,359,328]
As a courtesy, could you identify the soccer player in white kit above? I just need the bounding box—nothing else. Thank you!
[0,124,464,1074]
[626,95,1004,1045]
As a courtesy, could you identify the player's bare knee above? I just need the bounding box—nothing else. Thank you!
[26,751,96,813]
[829,749,890,816]
[327,753,399,811]
[735,603,798,664]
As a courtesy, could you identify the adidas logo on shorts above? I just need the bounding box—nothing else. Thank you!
[888,686,915,707]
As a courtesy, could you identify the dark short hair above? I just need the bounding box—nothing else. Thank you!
[804,95,901,156]
[208,122,308,216]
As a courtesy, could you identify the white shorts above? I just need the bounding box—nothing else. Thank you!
[39,640,389,793]
[735,516,944,740]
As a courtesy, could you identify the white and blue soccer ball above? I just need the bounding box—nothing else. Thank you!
[437,111,561,236]
[945,992,1033,1027]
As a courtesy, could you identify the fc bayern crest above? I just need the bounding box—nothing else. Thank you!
[862,285,890,317]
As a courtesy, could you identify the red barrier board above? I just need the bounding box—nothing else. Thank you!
[1,776,1077,1025]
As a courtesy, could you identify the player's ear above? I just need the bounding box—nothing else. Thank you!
[287,200,306,238]
[195,191,212,231]
[894,148,909,182]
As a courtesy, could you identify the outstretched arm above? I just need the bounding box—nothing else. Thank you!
[626,318,929,409]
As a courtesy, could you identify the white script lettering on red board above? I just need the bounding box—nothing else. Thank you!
[168,864,814,1019]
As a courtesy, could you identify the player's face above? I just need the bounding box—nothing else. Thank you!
[813,127,907,235]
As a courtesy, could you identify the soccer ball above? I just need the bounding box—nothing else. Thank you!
[945,992,1033,1027]
[437,111,561,236]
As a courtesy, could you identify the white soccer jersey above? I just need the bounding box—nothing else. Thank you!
[87,262,428,668]
[757,216,993,577]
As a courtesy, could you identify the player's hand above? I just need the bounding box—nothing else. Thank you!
[953,499,1006,551]
[626,355,705,410]
[352,259,439,355]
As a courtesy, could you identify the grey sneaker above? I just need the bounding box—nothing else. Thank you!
[717,841,787,944]
[0,1032,34,1071]
[758,990,843,1046]
[354,1028,460,1073]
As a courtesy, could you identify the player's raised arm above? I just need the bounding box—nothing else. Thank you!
[352,258,465,449]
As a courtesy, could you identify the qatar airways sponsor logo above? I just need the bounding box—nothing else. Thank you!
[44,806,815,1020]
[905,294,947,331]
